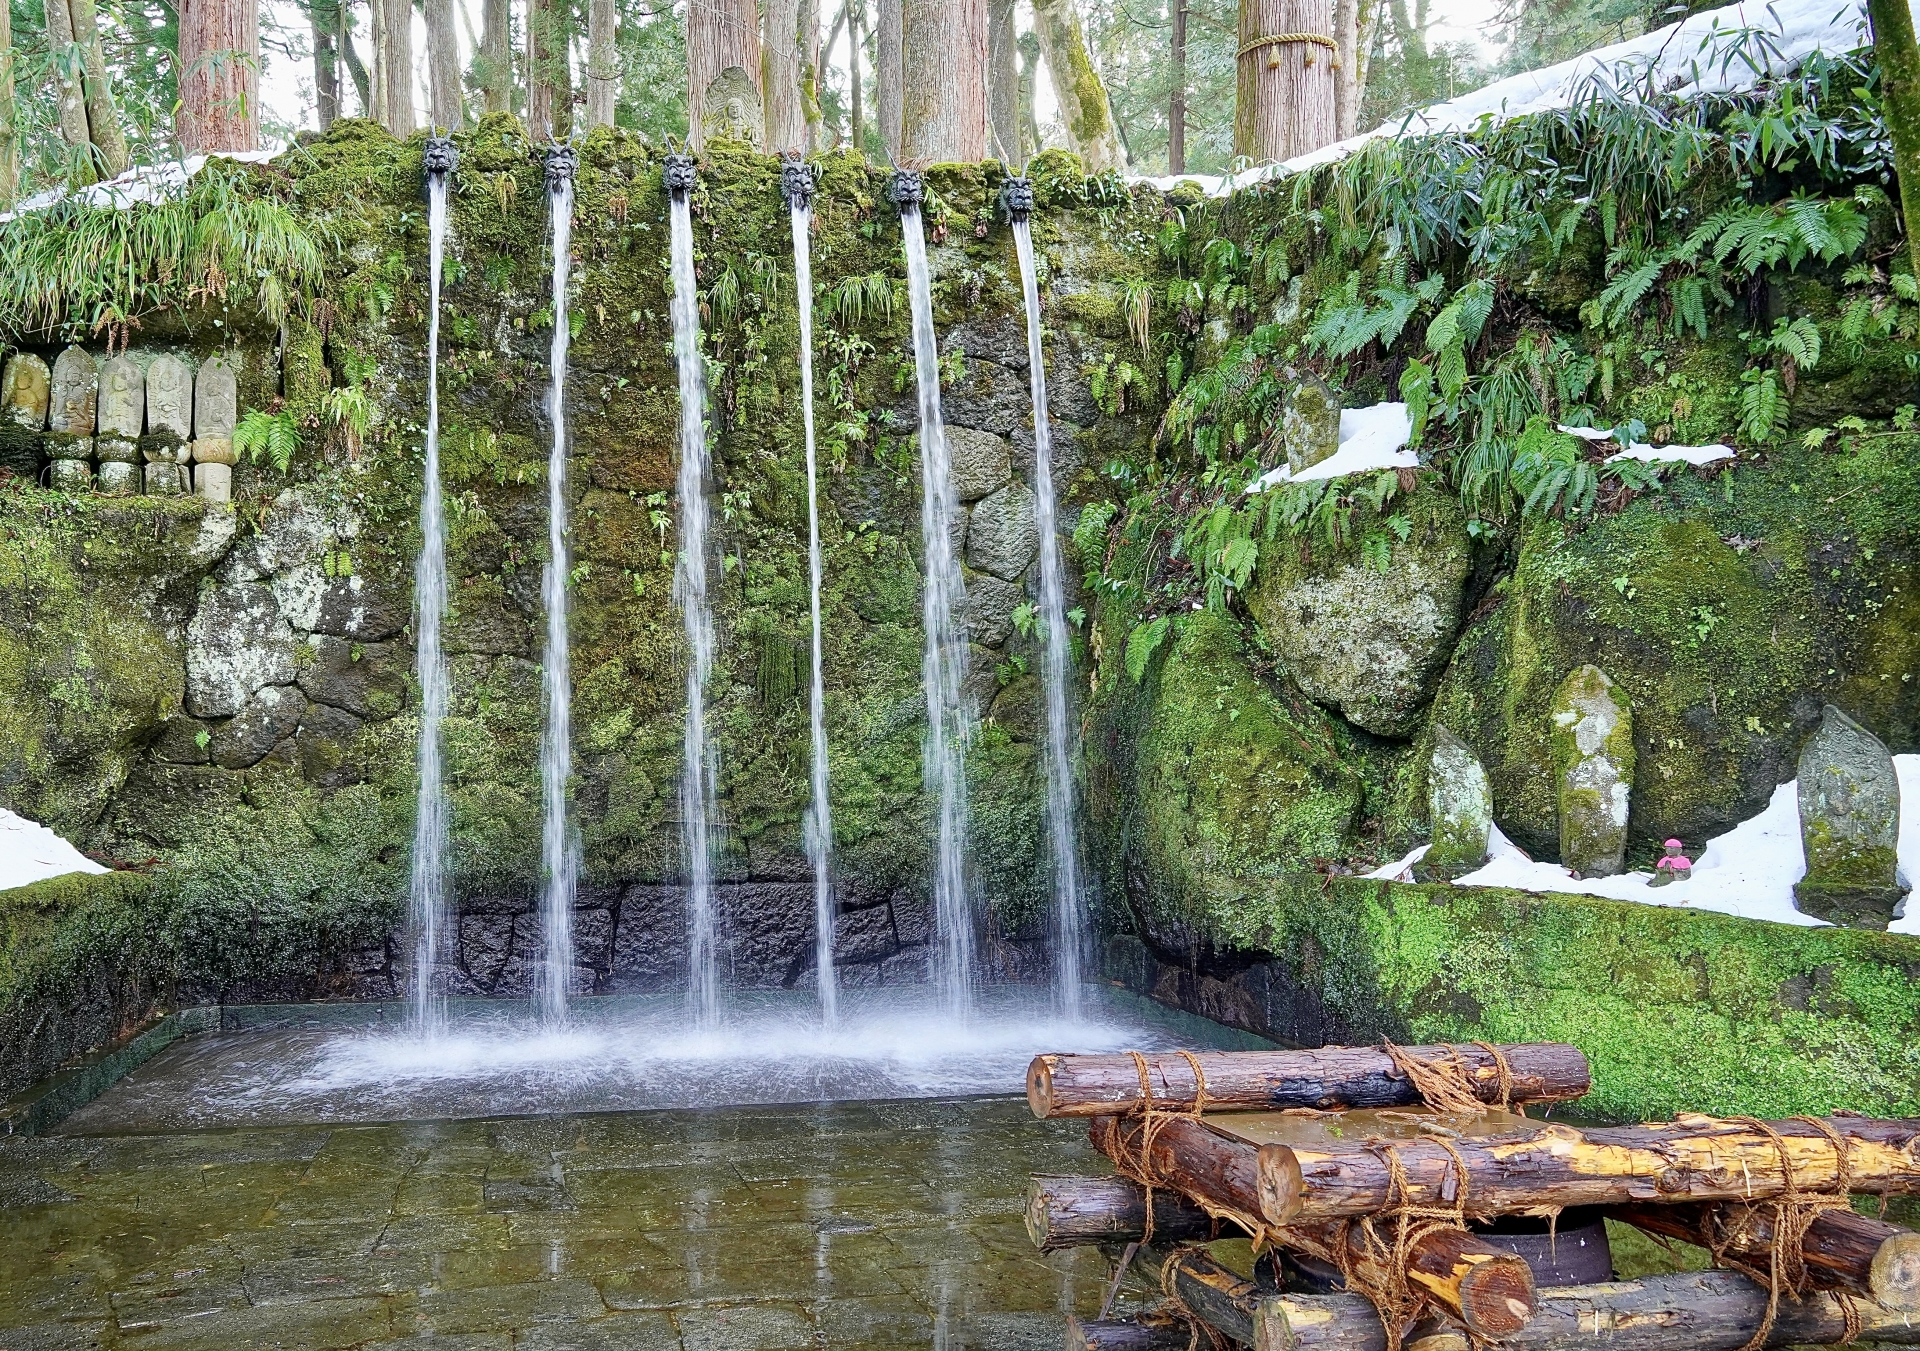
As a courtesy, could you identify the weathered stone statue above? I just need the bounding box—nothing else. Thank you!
[1551,665,1634,878]
[1,354,50,430]
[1283,369,1341,475]
[1794,705,1908,928]
[700,67,764,146]
[95,355,144,472]
[193,356,238,439]
[48,348,98,445]
[1416,725,1493,882]
[145,354,194,441]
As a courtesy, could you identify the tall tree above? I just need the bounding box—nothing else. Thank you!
[340,1,369,115]
[479,0,512,113]
[848,0,864,150]
[68,0,130,175]
[368,0,387,124]
[799,0,824,146]
[764,0,808,149]
[527,0,571,137]
[688,0,762,147]
[1031,0,1122,170]
[1169,0,1186,171]
[380,0,413,132]
[1233,0,1334,163]
[986,0,1017,161]
[0,0,15,208]
[425,0,463,128]
[44,0,96,175]
[1016,27,1039,155]
[177,0,260,151]
[1869,0,1920,282]
[874,0,901,159]
[586,0,620,125]
[1330,0,1376,135]
[900,0,986,164]
[311,0,342,128]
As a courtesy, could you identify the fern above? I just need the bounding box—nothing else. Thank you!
[1125,616,1172,684]
[235,408,302,474]
[1738,368,1789,443]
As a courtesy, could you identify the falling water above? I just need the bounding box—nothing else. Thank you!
[1009,193,1087,1019]
[895,175,975,1021]
[666,153,722,1030]
[408,139,457,1037]
[535,147,580,1026]
[785,160,838,1026]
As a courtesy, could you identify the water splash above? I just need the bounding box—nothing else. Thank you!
[1009,194,1087,1018]
[535,147,580,1026]
[894,174,975,1021]
[407,144,456,1037]
[666,153,722,1030]
[786,159,838,1026]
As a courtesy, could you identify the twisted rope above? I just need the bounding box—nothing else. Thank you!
[1238,31,1338,58]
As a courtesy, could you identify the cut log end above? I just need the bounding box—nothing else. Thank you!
[1029,1055,1057,1119]
[1258,1142,1305,1224]
[1454,1254,1538,1338]
[1872,1229,1920,1313]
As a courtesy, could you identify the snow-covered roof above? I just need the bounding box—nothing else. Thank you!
[1140,0,1889,198]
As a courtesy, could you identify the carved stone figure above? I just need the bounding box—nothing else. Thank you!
[49,348,98,436]
[98,355,145,438]
[1551,665,1635,878]
[194,356,238,439]
[1283,370,1342,475]
[1794,704,1908,928]
[146,355,194,440]
[699,69,762,147]
[1,354,50,430]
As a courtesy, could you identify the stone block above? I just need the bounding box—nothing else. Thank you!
[195,462,233,503]
[192,436,236,465]
[1416,726,1492,881]
[93,435,139,464]
[47,458,90,492]
[2,353,49,429]
[1551,665,1634,878]
[298,636,408,720]
[208,684,306,769]
[965,481,1040,581]
[1794,704,1907,928]
[1283,369,1342,474]
[185,582,299,718]
[958,571,1022,647]
[95,461,139,496]
[947,426,1012,502]
[145,463,187,495]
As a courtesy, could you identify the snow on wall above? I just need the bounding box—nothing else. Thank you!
[1138,0,1892,197]
[0,810,109,893]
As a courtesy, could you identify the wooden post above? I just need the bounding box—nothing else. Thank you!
[1028,1044,1591,1119]
[1024,1174,1217,1251]
[1610,1202,1920,1313]
[1256,1117,1920,1225]
[1253,1269,1920,1351]
[1234,0,1336,163]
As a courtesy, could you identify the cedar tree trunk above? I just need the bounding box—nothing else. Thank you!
[177,0,260,151]
[874,0,902,159]
[986,0,1017,162]
[1031,0,1121,171]
[586,0,619,125]
[900,0,986,165]
[689,0,763,148]
[1234,0,1335,163]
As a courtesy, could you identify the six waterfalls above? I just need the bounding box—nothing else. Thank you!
[537,145,581,1024]
[665,153,723,1029]
[405,152,1087,1028]
[407,135,457,1036]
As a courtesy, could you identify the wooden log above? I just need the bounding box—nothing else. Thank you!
[1026,1174,1218,1251]
[1252,1268,1920,1351]
[1029,1044,1590,1119]
[1255,1116,1920,1225]
[1610,1201,1920,1312]
[1164,1245,1263,1345]
[1086,1124,1535,1338]
[1066,1311,1192,1350]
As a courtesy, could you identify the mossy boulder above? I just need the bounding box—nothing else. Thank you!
[1246,484,1472,737]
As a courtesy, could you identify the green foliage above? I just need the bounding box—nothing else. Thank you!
[1125,615,1171,683]
[234,409,302,474]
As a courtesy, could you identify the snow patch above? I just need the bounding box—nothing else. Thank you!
[1369,756,1919,932]
[0,811,109,893]
[1560,424,1737,466]
[0,149,281,222]
[1248,402,1416,491]
[1138,0,1890,198]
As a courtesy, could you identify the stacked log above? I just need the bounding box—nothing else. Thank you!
[1019,1041,1920,1350]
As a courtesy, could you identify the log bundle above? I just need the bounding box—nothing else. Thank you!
[1017,1040,1920,1351]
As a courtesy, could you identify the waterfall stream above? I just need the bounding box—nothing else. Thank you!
[536,152,580,1026]
[897,185,976,1021]
[408,154,454,1037]
[667,157,722,1029]
[787,165,839,1026]
[1010,210,1087,1019]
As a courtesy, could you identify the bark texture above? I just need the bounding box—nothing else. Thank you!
[1163,1246,1263,1345]
[986,0,1019,162]
[367,0,387,125]
[1870,0,1920,282]
[526,0,571,138]
[1026,1044,1591,1118]
[764,0,809,150]
[874,0,904,160]
[0,0,15,209]
[1069,1313,1192,1350]
[424,0,464,130]
[177,0,261,152]
[1234,0,1336,162]
[379,0,413,133]
[480,0,513,114]
[689,0,764,148]
[1331,0,1376,136]
[311,0,341,128]
[1023,1174,1217,1251]
[1031,0,1123,171]
[1253,1270,1920,1351]
[900,0,987,165]
[67,0,130,176]
[1170,0,1187,171]
[586,0,620,126]
[849,0,865,150]
[800,0,824,146]
[45,0,96,170]
[1256,1117,1920,1226]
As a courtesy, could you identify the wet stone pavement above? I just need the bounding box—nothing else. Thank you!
[0,1098,1154,1351]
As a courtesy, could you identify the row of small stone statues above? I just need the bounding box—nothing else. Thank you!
[1421,664,1906,929]
[1,347,242,502]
